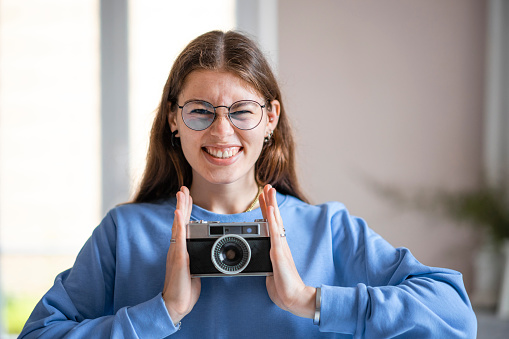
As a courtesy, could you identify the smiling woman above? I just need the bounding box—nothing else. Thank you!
[18,30,477,339]
[167,70,280,213]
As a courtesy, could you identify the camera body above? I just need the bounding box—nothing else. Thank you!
[186,219,272,277]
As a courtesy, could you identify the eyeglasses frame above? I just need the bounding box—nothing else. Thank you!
[177,99,266,131]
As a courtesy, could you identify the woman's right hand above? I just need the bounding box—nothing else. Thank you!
[162,186,201,325]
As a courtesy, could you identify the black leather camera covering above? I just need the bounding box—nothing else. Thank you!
[187,237,272,275]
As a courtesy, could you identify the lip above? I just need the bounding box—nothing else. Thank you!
[202,146,243,166]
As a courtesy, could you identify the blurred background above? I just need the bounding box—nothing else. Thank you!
[1,0,507,337]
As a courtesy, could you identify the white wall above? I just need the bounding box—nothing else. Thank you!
[278,0,486,290]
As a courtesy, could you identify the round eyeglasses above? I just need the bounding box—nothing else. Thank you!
[178,100,265,131]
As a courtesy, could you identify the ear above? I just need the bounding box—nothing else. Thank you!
[266,99,280,132]
[167,102,179,136]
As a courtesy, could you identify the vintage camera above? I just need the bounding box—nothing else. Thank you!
[186,219,272,277]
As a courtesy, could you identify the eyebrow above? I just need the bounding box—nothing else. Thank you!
[181,98,207,105]
[181,99,263,107]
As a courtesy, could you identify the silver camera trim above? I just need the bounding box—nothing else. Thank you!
[186,219,270,238]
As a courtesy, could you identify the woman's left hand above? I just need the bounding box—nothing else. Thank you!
[259,184,316,319]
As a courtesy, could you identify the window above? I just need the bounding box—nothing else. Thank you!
[0,0,100,335]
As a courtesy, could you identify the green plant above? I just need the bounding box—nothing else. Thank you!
[435,186,509,245]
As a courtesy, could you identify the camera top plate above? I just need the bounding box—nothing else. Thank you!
[187,220,269,238]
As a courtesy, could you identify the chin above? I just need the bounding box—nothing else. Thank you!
[196,168,255,186]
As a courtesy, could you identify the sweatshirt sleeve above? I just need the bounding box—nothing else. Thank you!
[18,212,179,339]
[319,208,477,338]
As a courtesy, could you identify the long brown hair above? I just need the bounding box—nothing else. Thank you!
[132,30,308,203]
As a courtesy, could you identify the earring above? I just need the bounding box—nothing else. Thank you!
[171,130,180,148]
[264,130,273,144]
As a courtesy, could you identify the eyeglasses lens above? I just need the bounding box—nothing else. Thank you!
[229,101,263,130]
[181,101,215,131]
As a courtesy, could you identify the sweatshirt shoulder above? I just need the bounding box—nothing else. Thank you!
[108,199,176,219]
[281,195,349,216]
[98,199,176,236]
[280,195,358,229]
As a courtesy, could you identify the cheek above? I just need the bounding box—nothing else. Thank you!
[179,134,201,162]
[247,133,266,156]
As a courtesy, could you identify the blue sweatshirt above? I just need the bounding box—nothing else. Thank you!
[19,193,477,338]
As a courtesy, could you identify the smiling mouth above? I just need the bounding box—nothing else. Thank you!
[203,146,242,159]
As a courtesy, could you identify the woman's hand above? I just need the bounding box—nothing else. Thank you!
[259,185,316,319]
[162,186,201,325]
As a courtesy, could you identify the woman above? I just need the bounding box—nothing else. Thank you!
[20,30,476,338]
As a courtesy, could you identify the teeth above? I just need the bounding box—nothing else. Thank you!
[205,147,240,159]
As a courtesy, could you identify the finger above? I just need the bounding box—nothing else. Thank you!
[263,184,272,202]
[265,187,284,235]
[272,207,289,253]
[176,190,186,215]
[176,191,187,240]
[269,188,284,230]
[186,195,193,222]
[179,187,189,216]
[259,190,268,220]
[262,184,273,217]
[267,206,282,245]
[174,209,187,248]
[268,188,281,218]
[171,191,184,237]
[182,186,192,222]
[265,186,276,210]
[175,190,186,223]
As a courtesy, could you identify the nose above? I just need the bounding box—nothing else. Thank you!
[209,108,234,137]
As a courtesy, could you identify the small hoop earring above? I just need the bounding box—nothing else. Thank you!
[171,130,180,148]
[264,130,273,144]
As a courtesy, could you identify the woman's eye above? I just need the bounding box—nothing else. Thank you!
[190,109,214,115]
[230,110,253,117]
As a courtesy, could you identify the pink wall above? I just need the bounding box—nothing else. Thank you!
[278,0,487,291]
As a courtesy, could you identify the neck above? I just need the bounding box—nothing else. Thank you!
[190,177,261,214]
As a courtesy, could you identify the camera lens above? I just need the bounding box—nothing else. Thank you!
[220,243,242,265]
[211,234,251,274]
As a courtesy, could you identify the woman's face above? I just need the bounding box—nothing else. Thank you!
[169,70,280,187]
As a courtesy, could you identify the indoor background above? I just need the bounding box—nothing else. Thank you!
[1,0,507,337]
